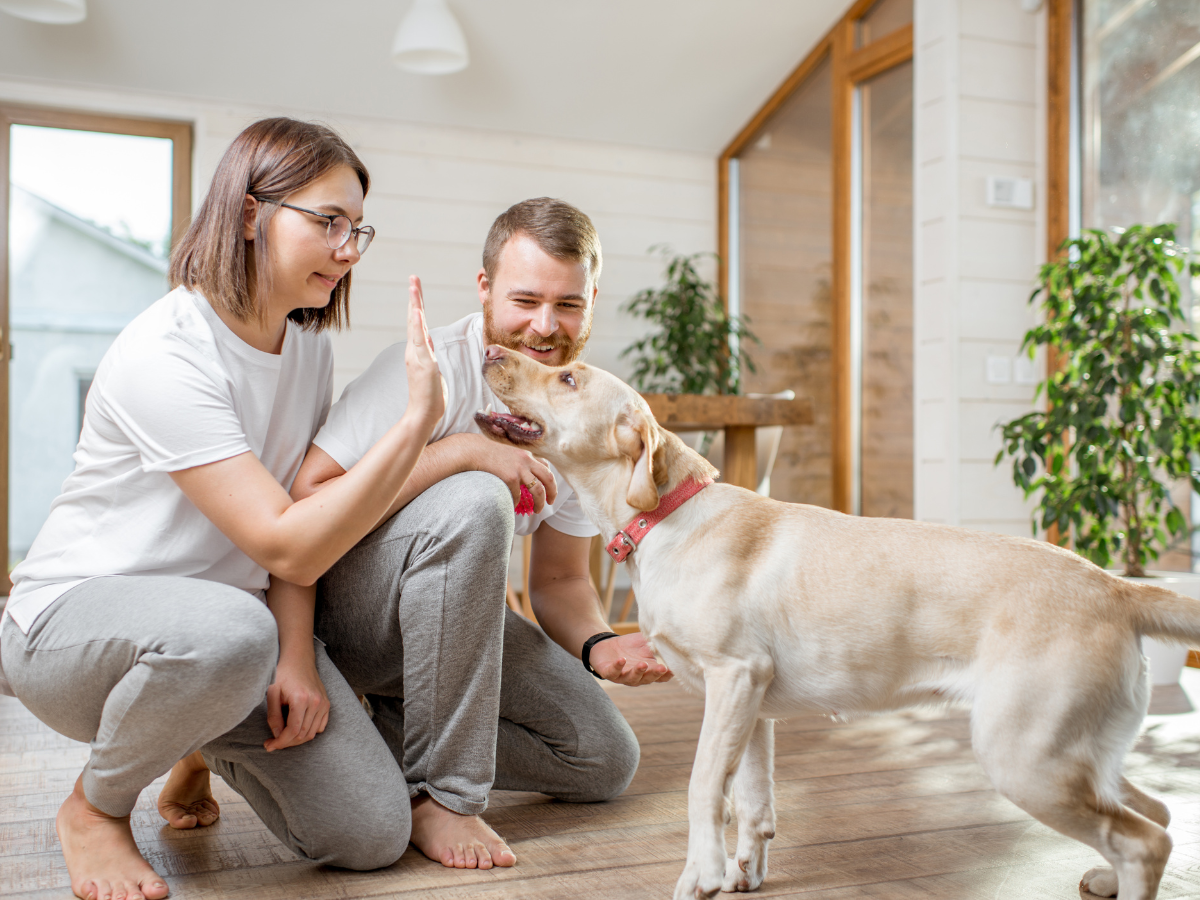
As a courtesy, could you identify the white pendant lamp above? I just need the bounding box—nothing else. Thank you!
[391,0,469,75]
[0,0,85,23]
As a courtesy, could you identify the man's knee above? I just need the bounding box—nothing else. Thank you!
[440,471,515,545]
[583,725,641,801]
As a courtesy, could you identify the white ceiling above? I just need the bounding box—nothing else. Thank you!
[0,0,846,154]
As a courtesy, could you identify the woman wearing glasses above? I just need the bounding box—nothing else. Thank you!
[0,118,443,900]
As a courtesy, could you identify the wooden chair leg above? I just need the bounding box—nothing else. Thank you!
[619,587,636,623]
[506,582,523,614]
[519,534,537,623]
[589,534,620,621]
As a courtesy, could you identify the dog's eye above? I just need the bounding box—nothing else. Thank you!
[559,371,577,388]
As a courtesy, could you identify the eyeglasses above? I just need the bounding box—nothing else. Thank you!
[252,196,375,255]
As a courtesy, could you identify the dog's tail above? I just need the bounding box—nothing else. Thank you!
[1128,580,1200,645]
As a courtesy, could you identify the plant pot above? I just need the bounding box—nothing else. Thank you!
[1120,571,1200,686]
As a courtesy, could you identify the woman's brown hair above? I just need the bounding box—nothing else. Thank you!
[169,117,370,331]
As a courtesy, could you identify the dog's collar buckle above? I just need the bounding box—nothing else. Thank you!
[607,531,636,562]
[604,475,713,564]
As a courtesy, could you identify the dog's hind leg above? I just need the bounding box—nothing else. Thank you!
[1119,776,1170,828]
[974,679,1171,899]
[980,753,1171,899]
[1079,777,1173,897]
[674,661,772,900]
[723,717,775,893]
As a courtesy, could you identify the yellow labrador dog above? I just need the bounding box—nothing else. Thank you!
[475,344,1200,900]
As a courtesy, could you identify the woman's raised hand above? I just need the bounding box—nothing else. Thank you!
[405,275,446,427]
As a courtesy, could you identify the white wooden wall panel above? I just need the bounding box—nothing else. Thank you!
[914,0,1045,535]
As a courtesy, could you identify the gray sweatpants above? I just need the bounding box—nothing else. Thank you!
[1,576,410,870]
[315,470,640,816]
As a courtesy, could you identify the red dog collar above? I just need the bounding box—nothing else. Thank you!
[605,476,714,563]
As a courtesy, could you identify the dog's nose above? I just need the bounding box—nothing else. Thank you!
[484,345,507,362]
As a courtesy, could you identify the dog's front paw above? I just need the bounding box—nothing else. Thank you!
[675,861,723,900]
[721,848,768,892]
[1080,866,1118,897]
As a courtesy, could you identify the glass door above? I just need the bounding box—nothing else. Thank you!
[722,0,913,515]
[853,58,913,518]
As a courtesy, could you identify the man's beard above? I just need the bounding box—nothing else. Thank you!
[483,302,592,366]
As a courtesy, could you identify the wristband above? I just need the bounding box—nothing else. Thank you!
[581,631,620,679]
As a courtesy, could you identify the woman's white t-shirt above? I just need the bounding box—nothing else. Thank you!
[4,287,333,634]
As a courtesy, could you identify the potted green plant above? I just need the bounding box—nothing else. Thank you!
[621,248,757,396]
[997,223,1200,684]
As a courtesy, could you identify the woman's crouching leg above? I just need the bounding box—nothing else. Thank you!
[203,641,411,870]
[2,576,279,817]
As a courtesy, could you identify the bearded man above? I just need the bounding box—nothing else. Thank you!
[289,198,669,870]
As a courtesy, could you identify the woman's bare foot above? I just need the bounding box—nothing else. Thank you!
[57,775,170,900]
[409,794,516,869]
[157,752,220,829]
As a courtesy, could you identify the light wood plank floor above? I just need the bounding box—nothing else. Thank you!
[7,672,1200,898]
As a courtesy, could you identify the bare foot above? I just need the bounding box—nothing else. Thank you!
[409,794,516,869]
[57,775,170,900]
[157,752,219,830]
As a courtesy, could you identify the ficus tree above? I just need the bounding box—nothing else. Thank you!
[621,248,758,396]
[996,224,1200,577]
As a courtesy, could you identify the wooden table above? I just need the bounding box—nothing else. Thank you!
[640,393,814,490]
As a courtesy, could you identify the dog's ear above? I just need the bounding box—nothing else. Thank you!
[617,407,660,511]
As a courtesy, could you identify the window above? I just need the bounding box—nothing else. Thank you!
[2,106,191,582]
[1059,0,1200,568]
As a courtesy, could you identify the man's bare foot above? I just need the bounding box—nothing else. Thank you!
[157,752,220,829]
[57,775,170,900]
[409,794,516,869]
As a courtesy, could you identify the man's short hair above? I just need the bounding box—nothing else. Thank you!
[483,198,602,290]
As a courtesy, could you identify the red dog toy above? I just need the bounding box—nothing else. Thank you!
[515,483,536,516]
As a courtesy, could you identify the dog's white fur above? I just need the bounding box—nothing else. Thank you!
[476,347,1198,900]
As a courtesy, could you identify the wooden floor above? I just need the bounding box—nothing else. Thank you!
[8,674,1200,900]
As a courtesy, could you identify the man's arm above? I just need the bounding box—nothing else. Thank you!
[528,523,671,687]
[292,433,558,527]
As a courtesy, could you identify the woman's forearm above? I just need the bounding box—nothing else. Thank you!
[271,408,439,582]
[172,408,439,586]
[265,576,317,665]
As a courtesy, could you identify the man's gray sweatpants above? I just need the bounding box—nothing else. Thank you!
[0,470,638,871]
[315,470,641,816]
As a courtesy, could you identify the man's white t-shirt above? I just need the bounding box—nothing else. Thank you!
[315,312,597,541]
[4,287,334,634]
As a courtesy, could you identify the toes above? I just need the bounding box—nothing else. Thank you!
[464,844,479,869]
[477,844,493,870]
[1081,866,1119,898]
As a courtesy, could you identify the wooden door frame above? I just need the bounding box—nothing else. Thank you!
[717,1,913,514]
[1047,0,1073,263]
[0,104,192,591]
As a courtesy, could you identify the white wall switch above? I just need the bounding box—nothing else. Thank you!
[1014,355,1040,384]
[986,355,1013,384]
[986,175,1034,209]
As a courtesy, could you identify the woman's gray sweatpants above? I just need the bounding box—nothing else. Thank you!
[315,470,641,816]
[2,576,410,870]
